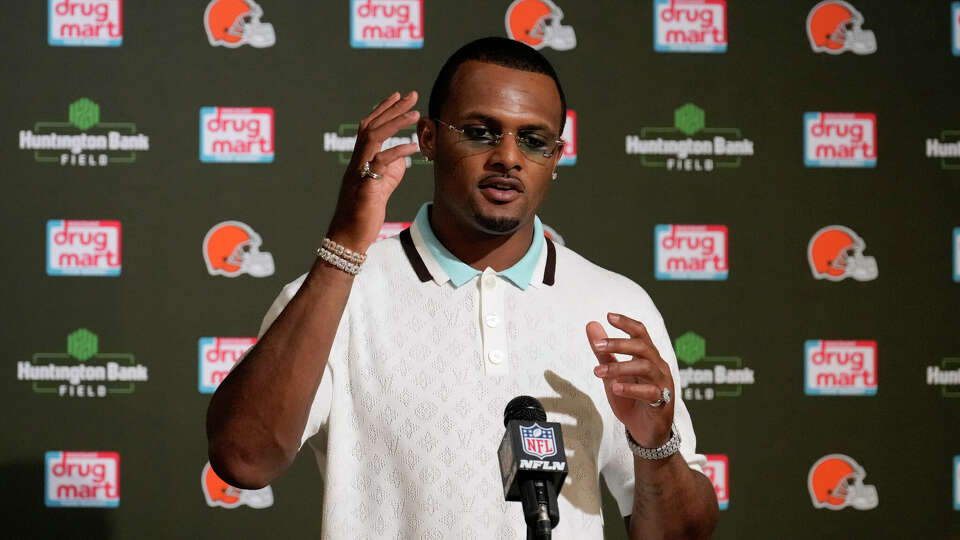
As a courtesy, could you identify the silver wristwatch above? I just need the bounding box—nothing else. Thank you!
[625,424,681,460]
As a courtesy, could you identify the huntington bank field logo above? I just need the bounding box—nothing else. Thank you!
[47,220,121,276]
[654,0,726,53]
[674,332,755,401]
[198,337,256,393]
[558,110,577,165]
[351,0,423,48]
[49,0,122,47]
[808,454,878,510]
[19,98,150,167]
[200,107,274,163]
[926,355,960,398]
[202,461,274,508]
[655,225,728,280]
[46,451,119,507]
[805,340,877,396]
[505,0,577,51]
[804,112,876,167]
[703,455,729,510]
[204,0,275,48]
[926,130,960,170]
[324,123,427,166]
[18,329,149,398]
[625,103,754,172]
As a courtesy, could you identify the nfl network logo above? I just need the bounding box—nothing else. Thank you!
[49,0,122,47]
[805,340,878,396]
[519,424,557,459]
[804,112,877,168]
[350,0,423,48]
[654,224,728,280]
[558,110,577,166]
[653,0,727,53]
[953,228,959,282]
[200,107,274,163]
[703,454,729,510]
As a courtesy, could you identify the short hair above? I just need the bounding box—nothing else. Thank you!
[428,37,567,132]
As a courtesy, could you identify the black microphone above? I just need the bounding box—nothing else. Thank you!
[498,396,568,540]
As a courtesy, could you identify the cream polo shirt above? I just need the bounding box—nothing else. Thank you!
[258,204,706,539]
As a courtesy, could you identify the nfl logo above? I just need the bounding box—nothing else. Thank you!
[519,423,557,459]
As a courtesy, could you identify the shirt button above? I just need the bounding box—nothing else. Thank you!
[485,314,500,328]
[483,274,497,289]
[488,350,505,365]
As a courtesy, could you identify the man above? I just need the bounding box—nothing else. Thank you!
[207,37,718,539]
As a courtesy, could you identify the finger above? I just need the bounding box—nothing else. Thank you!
[367,110,421,145]
[359,91,401,131]
[593,358,660,381]
[367,91,419,130]
[610,381,662,403]
[586,321,617,365]
[370,142,420,171]
[592,337,652,358]
[607,313,652,343]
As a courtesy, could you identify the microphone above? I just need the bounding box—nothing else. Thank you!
[498,396,568,540]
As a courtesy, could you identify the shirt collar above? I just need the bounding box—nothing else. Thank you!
[407,202,547,290]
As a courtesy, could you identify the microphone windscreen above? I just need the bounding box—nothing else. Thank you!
[503,395,547,427]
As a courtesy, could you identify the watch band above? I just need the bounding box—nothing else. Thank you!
[625,424,681,460]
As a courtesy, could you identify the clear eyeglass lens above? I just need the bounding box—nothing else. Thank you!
[441,121,561,163]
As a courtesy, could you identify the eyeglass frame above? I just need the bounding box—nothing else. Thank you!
[430,118,566,161]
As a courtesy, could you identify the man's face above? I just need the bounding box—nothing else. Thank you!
[421,61,563,236]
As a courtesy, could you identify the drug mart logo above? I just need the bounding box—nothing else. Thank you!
[674,332,754,401]
[803,112,876,168]
[378,222,411,241]
[654,0,726,53]
[703,454,729,510]
[505,0,576,51]
[200,107,274,163]
[926,356,960,398]
[18,329,149,398]
[323,123,427,166]
[202,461,274,509]
[49,0,122,47]
[655,224,728,280]
[955,228,960,282]
[625,103,754,172]
[954,455,960,511]
[925,130,960,170]
[19,98,150,167]
[953,3,960,56]
[46,451,119,507]
[47,220,121,276]
[558,110,577,166]
[198,337,255,393]
[804,340,877,396]
[351,0,423,48]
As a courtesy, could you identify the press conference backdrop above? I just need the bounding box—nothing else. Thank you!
[2,1,959,538]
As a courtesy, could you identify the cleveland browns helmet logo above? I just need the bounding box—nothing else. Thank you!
[204,0,276,48]
[806,1,876,55]
[807,225,878,282]
[505,0,576,51]
[808,454,878,510]
[201,462,274,509]
[203,221,275,278]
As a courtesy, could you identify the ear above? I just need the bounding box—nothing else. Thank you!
[416,118,435,160]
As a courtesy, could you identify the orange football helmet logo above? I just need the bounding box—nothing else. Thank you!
[203,221,275,278]
[202,462,274,509]
[505,0,576,51]
[808,454,878,510]
[806,1,876,55]
[204,0,276,48]
[807,225,878,281]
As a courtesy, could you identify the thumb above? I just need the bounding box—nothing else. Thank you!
[586,321,616,365]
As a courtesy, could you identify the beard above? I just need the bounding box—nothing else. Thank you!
[473,209,521,234]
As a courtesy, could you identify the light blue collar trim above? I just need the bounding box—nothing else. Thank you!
[412,203,544,290]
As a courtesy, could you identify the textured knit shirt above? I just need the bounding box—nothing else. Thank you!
[258,204,706,539]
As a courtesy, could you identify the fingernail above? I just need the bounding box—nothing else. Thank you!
[593,339,607,351]
[594,365,608,377]
[404,91,415,98]
[608,313,620,322]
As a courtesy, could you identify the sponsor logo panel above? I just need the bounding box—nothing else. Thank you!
[803,112,876,168]
[18,329,148,398]
[806,1,876,55]
[703,454,729,510]
[202,461,274,508]
[46,451,119,507]
[955,228,960,282]
[198,337,255,393]
[804,340,877,396]
[377,222,412,241]
[654,0,727,53]
[655,224,728,280]
[49,0,122,47]
[19,98,150,167]
[558,110,576,166]
[955,455,960,510]
[519,424,557,459]
[807,225,878,282]
[808,454,878,510]
[204,0,275,48]
[200,107,274,163]
[505,0,576,51]
[674,332,755,401]
[203,221,275,278]
[926,131,960,170]
[954,3,960,56]
[351,0,423,48]
[47,220,121,277]
[926,356,960,398]
[626,103,754,172]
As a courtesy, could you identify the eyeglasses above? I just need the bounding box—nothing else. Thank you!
[433,119,565,165]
